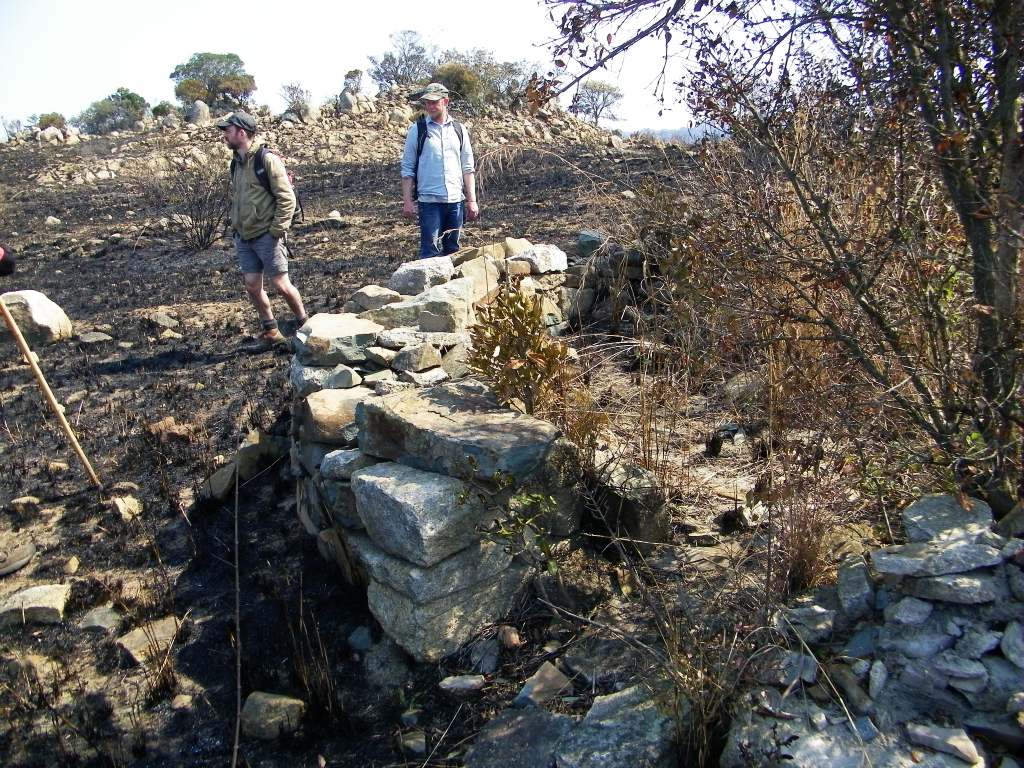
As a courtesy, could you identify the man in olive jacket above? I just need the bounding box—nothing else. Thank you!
[218,111,307,348]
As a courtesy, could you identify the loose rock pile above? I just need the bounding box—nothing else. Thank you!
[288,237,597,660]
[723,494,1024,767]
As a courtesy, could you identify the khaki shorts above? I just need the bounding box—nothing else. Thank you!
[235,232,288,276]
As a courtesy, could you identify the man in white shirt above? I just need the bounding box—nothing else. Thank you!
[400,83,479,257]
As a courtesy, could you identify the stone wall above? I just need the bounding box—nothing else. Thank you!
[723,494,1024,766]
[289,237,593,661]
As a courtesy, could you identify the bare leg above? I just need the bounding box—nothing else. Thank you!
[268,273,307,321]
[242,272,274,322]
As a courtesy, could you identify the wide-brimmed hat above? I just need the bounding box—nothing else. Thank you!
[419,83,450,101]
[215,111,258,132]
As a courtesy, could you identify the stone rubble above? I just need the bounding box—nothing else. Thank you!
[723,493,1024,767]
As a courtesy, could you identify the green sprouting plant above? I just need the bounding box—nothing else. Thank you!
[468,287,571,415]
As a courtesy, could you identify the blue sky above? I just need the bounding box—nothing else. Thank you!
[0,0,692,133]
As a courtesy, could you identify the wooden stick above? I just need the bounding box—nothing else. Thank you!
[0,299,102,488]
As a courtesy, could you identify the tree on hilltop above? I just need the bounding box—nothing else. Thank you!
[368,31,434,90]
[73,87,149,134]
[170,52,256,109]
[571,80,623,125]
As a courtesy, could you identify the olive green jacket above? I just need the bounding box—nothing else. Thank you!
[228,138,296,240]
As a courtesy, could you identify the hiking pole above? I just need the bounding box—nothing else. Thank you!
[0,299,102,489]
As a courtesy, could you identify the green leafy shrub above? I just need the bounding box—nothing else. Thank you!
[73,87,149,134]
[37,113,66,131]
[151,102,177,118]
[343,69,362,94]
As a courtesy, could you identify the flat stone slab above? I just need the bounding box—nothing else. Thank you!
[392,342,442,372]
[116,616,181,665]
[293,313,383,365]
[347,531,512,602]
[80,603,122,633]
[299,387,377,445]
[320,448,381,481]
[350,462,498,567]
[905,722,981,763]
[351,284,402,311]
[241,691,306,740]
[464,708,574,768]
[902,494,993,543]
[356,380,563,481]
[367,563,528,662]
[905,571,998,604]
[872,540,1003,577]
[509,244,568,274]
[0,584,71,627]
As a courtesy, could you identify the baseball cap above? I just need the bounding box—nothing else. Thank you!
[215,112,258,132]
[420,83,450,101]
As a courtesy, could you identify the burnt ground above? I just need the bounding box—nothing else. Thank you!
[0,130,706,766]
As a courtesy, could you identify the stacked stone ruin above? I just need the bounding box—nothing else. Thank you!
[289,237,598,661]
[724,494,1024,766]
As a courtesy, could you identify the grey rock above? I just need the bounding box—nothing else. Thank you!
[563,636,647,688]
[829,665,873,715]
[905,571,998,604]
[325,364,362,389]
[878,624,955,659]
[78,330,113,344]
[355,381,582,535]
[388,255,454,295]
[837,557,873,620]
[392,343,443,372]
[513,661,571,707]
[884,596,934,626]
[439,674,486,694]
[441,342,471,379]
[367,563,528,662]
[578,229,606,259]
[397,731,427,755]
[320,448,381,481]
[240,692,305,740]
[931,650,988,680]
[364,345,397,366]
[375,379,415,396]
[290,358,333,397]
[758,649,818,687]
[0,584,71,627]
[591,450,670,546]
[1008,564,1024,601]
[456,255,501,303]
[554,685,678,768]
[464,708,574,768]
[350,285,403,311]
[299,387,376,445]
[293,313,384,365]
[905,722,981,764]
[80,603,122,633]
[351,462,498,567]
[346,531,512,602]
[842,626,878,658]
[363,637,411,695]
[347,625,373,651]
[872,540,1002,577]
[901,494,993,543]
[469,636,500,674]
[868,659,887,699]
[778,604,835,644]
[363,368,396,384]
[955,625,1003,659]
[1001,621,1024,669]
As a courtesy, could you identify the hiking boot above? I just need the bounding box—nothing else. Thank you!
[0,542,36,577]
[242,328,289,353]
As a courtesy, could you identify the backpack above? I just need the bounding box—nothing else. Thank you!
[230,146,305,224]
[412,114,464,197]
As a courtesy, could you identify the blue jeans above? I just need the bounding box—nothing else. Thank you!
[418,201,464,258]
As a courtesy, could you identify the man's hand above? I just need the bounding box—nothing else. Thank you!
[466,201,480,221]
[402,200,417,220]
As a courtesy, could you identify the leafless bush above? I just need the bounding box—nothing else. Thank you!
[157,162,229,252]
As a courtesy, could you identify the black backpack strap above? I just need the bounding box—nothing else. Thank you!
[452,120,464,152]
[253,146,273,197]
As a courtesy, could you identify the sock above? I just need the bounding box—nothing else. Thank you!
[261,318,278,331]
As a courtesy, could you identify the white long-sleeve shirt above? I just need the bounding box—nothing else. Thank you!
[400,115,475,203]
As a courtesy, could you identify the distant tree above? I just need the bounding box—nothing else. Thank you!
[435,49,534,109]
[368,31,434,89]
[571,80,623,125]
[170,52,256,109]
[280,82,311,114]
[73,87,150,134]
[37,113,66,131]
[343,69,363,94]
